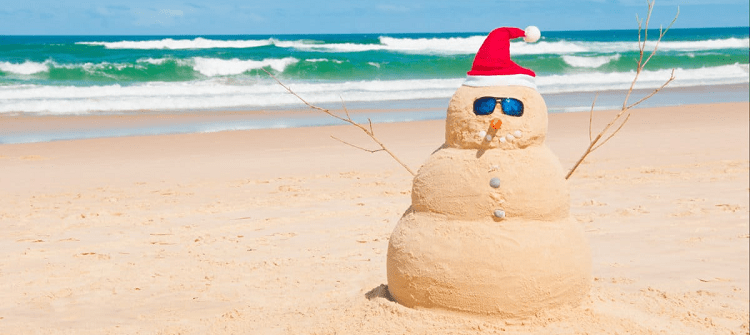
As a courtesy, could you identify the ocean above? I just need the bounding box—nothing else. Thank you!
[0,27,748,143]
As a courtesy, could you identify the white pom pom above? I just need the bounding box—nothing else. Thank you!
[524,26,541,43]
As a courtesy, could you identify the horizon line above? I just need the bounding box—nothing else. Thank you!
[1,26,748,37]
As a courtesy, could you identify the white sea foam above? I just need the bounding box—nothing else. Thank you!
[75,35,749,55]
[539,63,750,93]
[191,57,298,76]
[562,54,621,68]
[273,36,486,54]
[379,36,488,54]
[277,36,749,55]
[78,37,273,49]
[136,57,178,65]
[304,58,345,64]
[658,37,750,51]
[1,57,296,77]
[559,37,750,54]
[1,64,746,114]
[270,36,597,55]
[511,38,750,55]
[0,61,50,74]
[0,59,176,76]
[0,78,462,114]
[0,57,304,85]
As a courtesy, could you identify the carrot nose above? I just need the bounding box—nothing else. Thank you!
[490,119,502,130]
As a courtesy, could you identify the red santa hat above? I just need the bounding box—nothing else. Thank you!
[464,26,541,89]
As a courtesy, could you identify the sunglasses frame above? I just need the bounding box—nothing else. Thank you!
[472,97,524,117]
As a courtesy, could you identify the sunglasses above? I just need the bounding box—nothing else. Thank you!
[473,97,524,117]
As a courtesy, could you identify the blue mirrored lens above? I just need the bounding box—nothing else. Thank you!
[473,97,496,115]
[501,98,523,116]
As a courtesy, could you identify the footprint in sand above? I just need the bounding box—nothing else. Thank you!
[75,252,111,260]
[20,155,48,161]
[278,185,305,192]
[715,204,743,212]
[581,199,607,207]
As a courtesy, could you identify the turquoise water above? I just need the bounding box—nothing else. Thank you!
[0,27,748,143]
[0,27,747,115]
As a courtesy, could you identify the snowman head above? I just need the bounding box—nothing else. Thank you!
[445,85,547,150]
[445,26,546,150]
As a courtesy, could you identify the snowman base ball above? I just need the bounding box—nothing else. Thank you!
[387,213,591,317]
[385,143,592,317]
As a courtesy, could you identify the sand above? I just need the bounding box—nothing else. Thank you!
[0,102,748,334]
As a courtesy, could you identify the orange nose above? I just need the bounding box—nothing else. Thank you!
[490,119,502,130]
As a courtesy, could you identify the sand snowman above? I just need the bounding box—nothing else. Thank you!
[386,27,592,317]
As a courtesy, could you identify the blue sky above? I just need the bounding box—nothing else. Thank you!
[1,0,748,35]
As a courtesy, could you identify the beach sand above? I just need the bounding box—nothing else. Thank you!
[0,102,748,334]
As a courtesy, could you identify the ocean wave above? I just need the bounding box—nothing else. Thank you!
[136,57,182,65]
[321,36,486,54]
[274,35,488,54]
[0,59,142,75]
[0,59,174,75]
[565,37,750,54]
[513,37,750,55]
[77,37,273,49]
[0,60,50,75]
[540,63,750,93]
[74,35,749,56]
[0,78,462,114]
[658,37,750,51]
[1,64,747,115]
[304,58,345,64]
[277,36,749,55]
[72,35,594,55]
[0,57,300,79]
[192,57,298,76]
[562,54,621,68]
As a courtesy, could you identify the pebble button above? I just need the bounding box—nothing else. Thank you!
[489,178,501,188]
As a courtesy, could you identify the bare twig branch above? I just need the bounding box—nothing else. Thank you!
[626,69,676,110]
[644,1,653,50]
[566,0,679,180]
[263,68,416,176]
[592,113,631,151]
[340,96,352,123]
[642,7,679,70]
[589,94,598,143]
[330,135,385,153]
[566,137,597,180]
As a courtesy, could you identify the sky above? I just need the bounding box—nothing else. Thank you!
[0,0,748,35]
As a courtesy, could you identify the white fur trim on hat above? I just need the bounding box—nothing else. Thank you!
[463,74,537,90]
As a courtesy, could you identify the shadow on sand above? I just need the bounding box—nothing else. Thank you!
[365,284,395,302]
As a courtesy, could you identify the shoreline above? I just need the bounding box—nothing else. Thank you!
[2,101,747,192]
[1,83,748,145]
